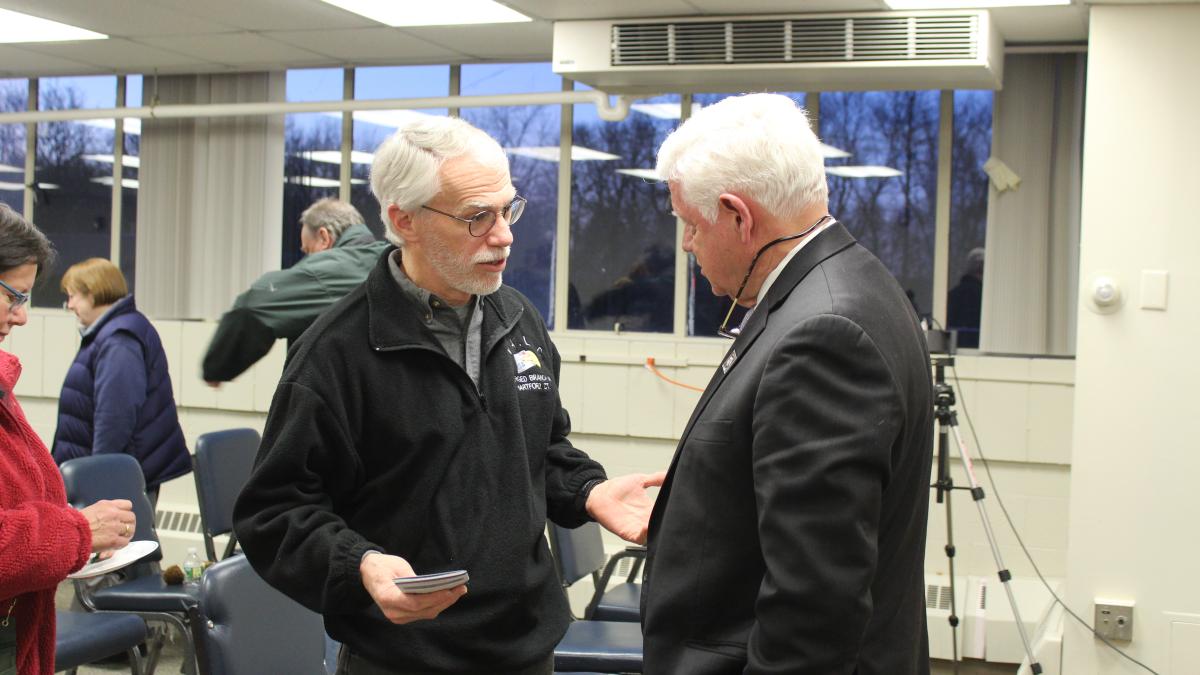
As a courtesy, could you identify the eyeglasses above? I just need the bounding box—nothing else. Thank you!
[0,278,30,311]
[421,195,526,237]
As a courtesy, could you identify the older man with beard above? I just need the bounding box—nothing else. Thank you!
[234,116,663,675]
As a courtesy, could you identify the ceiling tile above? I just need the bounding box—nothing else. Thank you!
[499,0,702,21]
[145,0,381,32]
[136,32,331,68]
[19,38,213,74]
[399,21,553,61]
[0,44,103,79]
[263,26,466,63]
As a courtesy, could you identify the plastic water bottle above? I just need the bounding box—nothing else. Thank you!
[183,547,202,587]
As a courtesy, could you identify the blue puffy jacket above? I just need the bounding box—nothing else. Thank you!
[51,295,191,489]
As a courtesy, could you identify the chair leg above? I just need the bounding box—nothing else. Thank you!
[127,644,144,675]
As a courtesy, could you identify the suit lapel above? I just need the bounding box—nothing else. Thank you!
[674,223,857,445]
[651,224,859,527]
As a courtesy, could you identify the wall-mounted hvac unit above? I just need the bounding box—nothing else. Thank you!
[552,10,1003,94]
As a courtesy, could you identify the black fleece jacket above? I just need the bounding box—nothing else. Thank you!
[232,248,606,672]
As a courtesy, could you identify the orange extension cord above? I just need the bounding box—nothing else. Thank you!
[644,357,705,393]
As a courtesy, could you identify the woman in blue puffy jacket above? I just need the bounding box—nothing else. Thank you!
[51,258,190,506]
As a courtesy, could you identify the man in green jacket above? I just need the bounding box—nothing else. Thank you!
[202,198,389,384]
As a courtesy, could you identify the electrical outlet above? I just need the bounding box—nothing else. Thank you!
[1095,599,1135,641]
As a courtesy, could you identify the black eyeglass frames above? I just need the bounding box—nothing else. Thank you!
[0,278,30,311]
[421,195,527,237]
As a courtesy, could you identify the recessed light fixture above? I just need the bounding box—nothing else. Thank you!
[884,0,1069,8]
[318,0,532,26]
[0,8,106,43]
[506,146,620,162]
[826,165,903,178]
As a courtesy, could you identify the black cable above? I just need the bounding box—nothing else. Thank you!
[948,364,1160,675]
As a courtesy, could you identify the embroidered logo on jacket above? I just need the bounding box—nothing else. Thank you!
[513,350,541,374]
[507,336,553,393]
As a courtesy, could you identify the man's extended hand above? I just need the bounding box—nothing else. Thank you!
[585,471,667,545]
[360,553,467,624]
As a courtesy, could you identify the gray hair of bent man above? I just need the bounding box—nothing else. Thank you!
[299,197,366,243]
[368,116,510,247]
[0,203,55,276]
[655,93,829,224]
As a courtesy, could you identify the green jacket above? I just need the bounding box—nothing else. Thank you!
[202,222,388,382]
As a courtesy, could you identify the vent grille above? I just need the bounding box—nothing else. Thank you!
[926,583,952,610]
[156,508,203,534]
[612,15,979,66]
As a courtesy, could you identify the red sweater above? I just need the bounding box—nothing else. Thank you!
[0,350,92,675]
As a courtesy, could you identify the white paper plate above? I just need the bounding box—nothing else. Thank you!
[68,540,159,579]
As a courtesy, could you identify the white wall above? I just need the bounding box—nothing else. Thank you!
[1064,4,1200,674]
[6,311,1075,585]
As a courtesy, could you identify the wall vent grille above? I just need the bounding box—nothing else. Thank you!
[156,509,202,534]
[612,14,979,66]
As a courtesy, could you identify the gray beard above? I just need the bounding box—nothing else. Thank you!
[424,235,507,298]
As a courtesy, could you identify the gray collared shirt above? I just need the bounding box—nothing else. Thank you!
[387,250,483,388]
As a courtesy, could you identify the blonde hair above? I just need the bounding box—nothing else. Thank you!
[61,258,128,305]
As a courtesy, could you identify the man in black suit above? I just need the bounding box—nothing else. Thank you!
[642,93,934,675]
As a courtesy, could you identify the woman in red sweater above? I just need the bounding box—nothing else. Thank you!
[0,203,137,675]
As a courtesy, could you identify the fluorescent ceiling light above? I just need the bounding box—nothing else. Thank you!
[82,119,141,135]
[285,176,367,188]
[0,9,107,43]
[296,150,375,165]
[0,164,22,174]
[826,165,903,178]
[506,146,621,162]
[0,181,58,192]
[83,154,140,169]
[90,176,139,189]
[820,143,851,159]
[615,168,662,181]
[318,0,531,26]
[884,0,1068,8]
[632,103,684,120]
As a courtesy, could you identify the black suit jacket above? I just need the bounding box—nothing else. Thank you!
[642,224,934,675]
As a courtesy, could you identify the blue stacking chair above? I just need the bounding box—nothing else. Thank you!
[55,610,147,674]
[192,428,259,562]
[188,555,327,675]
[547,522,645,673]
[548,521,644,622]
[60,454,200,675]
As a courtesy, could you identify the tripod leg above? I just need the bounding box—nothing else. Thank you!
[944,487,961,674]
[949,422,1043,675]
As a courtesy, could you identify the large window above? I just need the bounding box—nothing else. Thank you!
[33,76,118,307]
[283,68,344,269]
[820,91,940,319]
[0,79,27,215]
[352,66,450,239]
[568,92,678,333]
[120,76,141,289]
[947,90,993,348]
[460,63,560,325]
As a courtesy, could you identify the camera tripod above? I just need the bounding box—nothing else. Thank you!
[931,356,1042,675]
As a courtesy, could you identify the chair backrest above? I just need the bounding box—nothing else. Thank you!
[547,521,607,587]
[193,428,260,561]
[61,454,163,564]
[191,555,326,675]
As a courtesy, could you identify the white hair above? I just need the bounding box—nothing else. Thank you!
[369,116,509,247]
[656,93,828,223]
